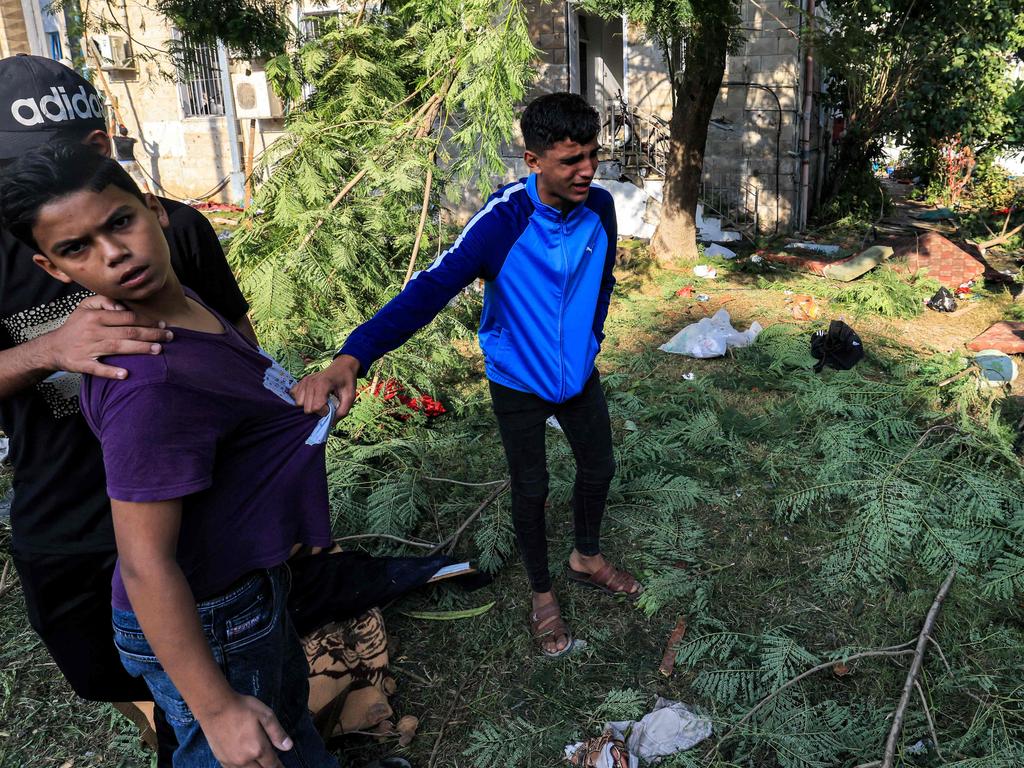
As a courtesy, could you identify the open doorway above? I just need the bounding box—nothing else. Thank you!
[575,13,623,114]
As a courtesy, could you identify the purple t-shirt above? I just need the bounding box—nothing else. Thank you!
[81,297,333,611]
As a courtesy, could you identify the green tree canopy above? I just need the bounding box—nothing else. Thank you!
[818,0,1024,200]
[229,0,537,407]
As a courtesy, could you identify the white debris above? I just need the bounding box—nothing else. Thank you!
[693,265,718,279]
[785,242,841,255]
[704,243,737,259]
[607,698,713,758]
[659,309,762,359]
[600,180,659,239]
[546,415,563,431]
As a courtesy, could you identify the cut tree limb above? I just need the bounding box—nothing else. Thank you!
[429,480,510,556]
[880,565,958,768]
[333,533,437,549]
[914,681,942,761]
[294,70,454,260]
[0,559,11,600]
[719,643,916,744]
[970,221,1024,255]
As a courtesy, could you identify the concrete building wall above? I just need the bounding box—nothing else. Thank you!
[0,0,32,57]
[87,2,293,203]
[525,0,827,235]
[702,0,805,233]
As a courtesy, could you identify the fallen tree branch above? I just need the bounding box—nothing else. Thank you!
[0,560,11,600]
[429,479,510,556]
[880,565,958,768]
[1001,206,1016,237]
[293,168,369,254]
[937,366,974,388]
[423,476,508,487]
[971,221,1024,255]
[295,70,453,262]
[914,681,942,761]
[402,159,436,287]
[334,533,437,549]
[719,642,916,744]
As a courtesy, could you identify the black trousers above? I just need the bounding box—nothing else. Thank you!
[489,369,616,593]
[13,548,177,766]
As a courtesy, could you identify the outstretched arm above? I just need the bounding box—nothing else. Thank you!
[292,226,490,418]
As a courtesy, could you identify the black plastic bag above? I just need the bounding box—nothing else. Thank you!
[811,320,864,373]
[926,287,957,312]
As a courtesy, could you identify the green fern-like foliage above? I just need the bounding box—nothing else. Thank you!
[231,1,537,401]
[593,688,647,722]
[830,267,939,319]
[462,717,549,768]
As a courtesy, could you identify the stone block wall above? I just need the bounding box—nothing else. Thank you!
[0,0,32,57]
[523,0,568,95]
[519,0,823,234]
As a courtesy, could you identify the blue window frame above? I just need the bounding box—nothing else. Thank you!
[49,32,63,60]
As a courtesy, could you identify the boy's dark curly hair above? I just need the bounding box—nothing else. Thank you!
[520,92,600,154]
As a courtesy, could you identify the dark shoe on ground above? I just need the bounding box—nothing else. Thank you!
[363,759,412,768]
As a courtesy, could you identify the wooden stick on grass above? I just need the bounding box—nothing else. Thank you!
[719,644,916,745]
[880,565,958,768]
[429,480,510,556]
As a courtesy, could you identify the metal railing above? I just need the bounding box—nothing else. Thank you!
[599,93,763,240]
[600,92,670,180]
[700,171,760,240]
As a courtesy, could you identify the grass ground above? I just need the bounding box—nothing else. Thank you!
[2,238,1023,767]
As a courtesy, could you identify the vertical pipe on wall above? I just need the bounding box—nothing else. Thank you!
[798,0,815,231]
[621,14,628,104]
[217,41,245,204]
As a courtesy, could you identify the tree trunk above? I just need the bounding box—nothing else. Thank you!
[652,28,729,263]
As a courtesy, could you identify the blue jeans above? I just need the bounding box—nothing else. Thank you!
[112,565,338,768]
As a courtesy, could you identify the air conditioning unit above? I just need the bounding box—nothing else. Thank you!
[231,72,284,120]
[91,34,134,71]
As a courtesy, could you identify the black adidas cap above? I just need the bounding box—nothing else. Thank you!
[0,55,107,161]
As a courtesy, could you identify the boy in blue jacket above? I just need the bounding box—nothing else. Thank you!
[293,92,641,657]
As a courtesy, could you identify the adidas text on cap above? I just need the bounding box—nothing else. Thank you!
[0,55,107,160]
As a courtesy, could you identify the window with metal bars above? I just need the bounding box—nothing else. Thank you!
[172,33,225,118]
[300,12,339,42]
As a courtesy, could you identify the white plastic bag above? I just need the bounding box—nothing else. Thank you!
[658,309,762,359]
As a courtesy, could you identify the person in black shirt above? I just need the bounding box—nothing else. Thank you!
[0,55,255,756]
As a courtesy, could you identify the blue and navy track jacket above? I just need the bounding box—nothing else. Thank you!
[339,173,617,404]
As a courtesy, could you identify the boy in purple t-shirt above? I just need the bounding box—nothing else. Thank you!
[0,143,339,768]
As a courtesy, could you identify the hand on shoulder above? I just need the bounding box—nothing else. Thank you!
[49,295,173,380]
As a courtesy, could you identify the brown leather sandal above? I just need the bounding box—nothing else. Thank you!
[568,561,644,600]
[529,602,575,658]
